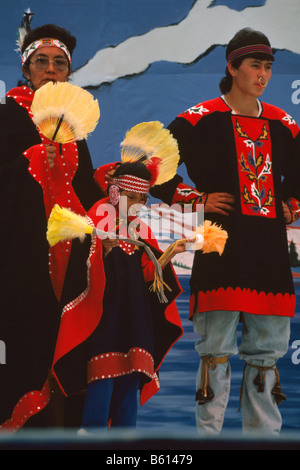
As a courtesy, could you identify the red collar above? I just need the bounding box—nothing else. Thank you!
[7,86,35,113]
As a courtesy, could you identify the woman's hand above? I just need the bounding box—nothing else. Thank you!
[104,169,116,186]
[45,145,57,169]
[205,192,235,216]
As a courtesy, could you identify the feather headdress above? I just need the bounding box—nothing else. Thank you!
[31,81,100,143]
[120,121,180,186]
[15,8,34,53]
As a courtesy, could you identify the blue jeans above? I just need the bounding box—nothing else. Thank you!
[193,310,290,435]
[82,373,140,429]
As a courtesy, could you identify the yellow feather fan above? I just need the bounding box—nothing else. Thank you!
[31,81,100,143]
[120,121,180,186]
[47,204,94,247]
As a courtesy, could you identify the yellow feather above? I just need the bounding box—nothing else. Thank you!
[31,82,100,143]
[195,220,228,255]
[120,121,180,185]
[47,204,93,247]
[156,220,228,269]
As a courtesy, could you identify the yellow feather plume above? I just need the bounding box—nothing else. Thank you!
[195,220,228,255]
[120,121,180,186]
[47,204,93,247]
[156,220,228,269]
[31,81,100,143]
[151,221,227,297]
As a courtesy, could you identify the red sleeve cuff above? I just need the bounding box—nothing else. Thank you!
[171,182,207,210]
[285,197,300,224]
[94,161,121,195]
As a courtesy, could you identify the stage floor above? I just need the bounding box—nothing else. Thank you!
[1,276,300,450]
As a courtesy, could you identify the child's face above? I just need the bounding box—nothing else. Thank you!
[119,190,148,216]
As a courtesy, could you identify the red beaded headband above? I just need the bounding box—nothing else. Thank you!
[113,174,151,194]
[227,44,273,63]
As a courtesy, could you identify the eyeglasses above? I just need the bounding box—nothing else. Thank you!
[30,56,69,72]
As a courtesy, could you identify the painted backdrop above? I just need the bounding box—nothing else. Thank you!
[1,0,300,434]
[3,0,300,270]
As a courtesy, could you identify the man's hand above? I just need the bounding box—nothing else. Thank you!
[205,192,235,216]
[282,201,293,224]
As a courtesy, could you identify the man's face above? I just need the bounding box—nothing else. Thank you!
[230,57,273,97]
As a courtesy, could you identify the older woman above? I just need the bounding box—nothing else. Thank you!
[0,23,103,430]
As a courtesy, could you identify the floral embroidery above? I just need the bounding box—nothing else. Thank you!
[179,103,211,126]
[282,113,296,126]
[186,105,210,116]
[171,183,207,210]
[234,117,276,218]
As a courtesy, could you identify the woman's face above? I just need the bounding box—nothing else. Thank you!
[23,46,71,91]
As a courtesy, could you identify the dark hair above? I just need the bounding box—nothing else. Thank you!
[113,161,151,182]
[22,23,76,57]
[219,28,274,94]
[22,23,76,71]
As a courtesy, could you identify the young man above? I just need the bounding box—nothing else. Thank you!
[151,28,300,434]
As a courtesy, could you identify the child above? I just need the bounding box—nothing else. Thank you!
[51,123,187,429]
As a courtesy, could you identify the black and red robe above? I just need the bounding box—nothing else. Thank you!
[0,86,103,430]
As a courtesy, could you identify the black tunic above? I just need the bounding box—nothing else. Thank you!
[151,97,300,318]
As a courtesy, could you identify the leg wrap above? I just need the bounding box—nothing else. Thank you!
[195,355,229,405]
[239,362,286,411]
